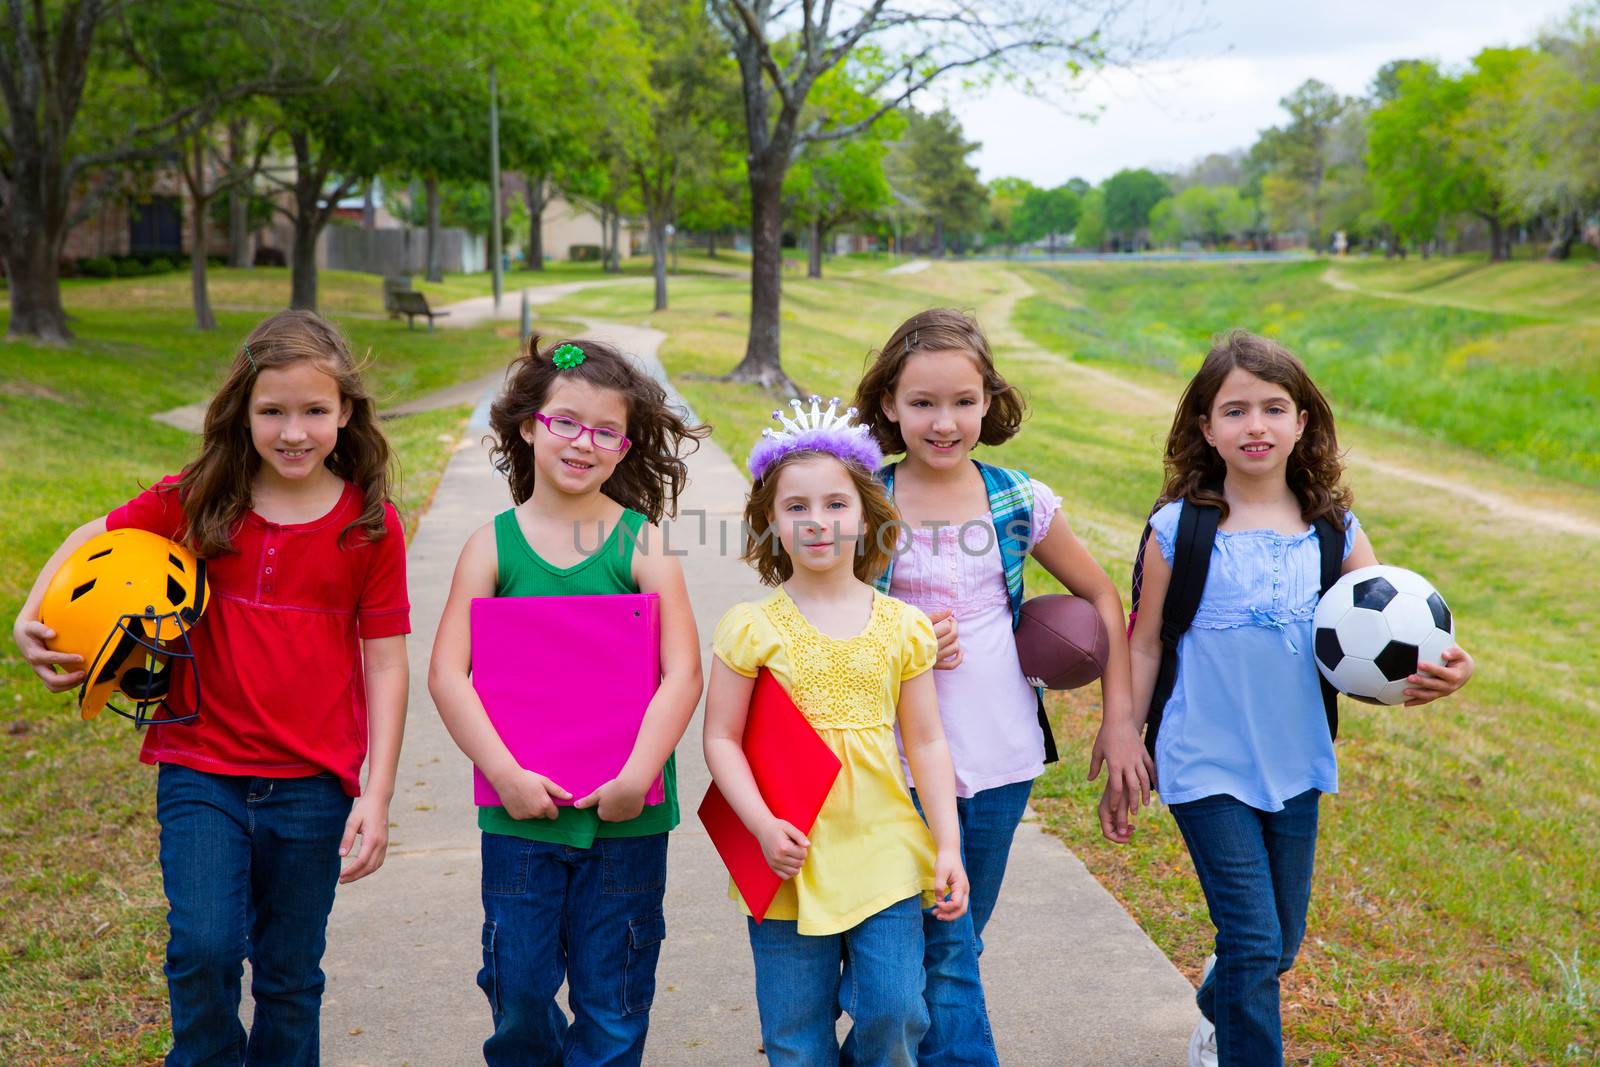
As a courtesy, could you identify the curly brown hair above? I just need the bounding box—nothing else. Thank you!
[487,335,709,523]
[742,452,900,586]
[174,309,393,557]
[1162,330,1352,529]
[852,307,1026,455]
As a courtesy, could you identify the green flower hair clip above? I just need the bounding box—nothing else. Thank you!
[551,343,586,370]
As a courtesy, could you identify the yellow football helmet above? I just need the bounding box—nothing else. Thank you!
[39,528,208,726]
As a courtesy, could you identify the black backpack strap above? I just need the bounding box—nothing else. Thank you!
[1313,515,1344,741]
[1143,500,1221,758]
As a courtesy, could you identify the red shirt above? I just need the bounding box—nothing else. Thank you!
[107,477,410,795]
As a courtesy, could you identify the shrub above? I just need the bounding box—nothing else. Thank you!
[81,256,117,278]
[570,244,602,262]
[145,257,176,274]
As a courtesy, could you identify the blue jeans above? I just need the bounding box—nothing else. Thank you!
[156,763,352,1067]
[747,894,927,1067]
[477,832,668,1067]
[1169,788,1321,1067]
[905,778,1032,1067]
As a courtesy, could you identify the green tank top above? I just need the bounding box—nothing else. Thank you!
[477,506,679,847]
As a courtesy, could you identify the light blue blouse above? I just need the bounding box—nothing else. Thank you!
[1149,501,1360,811]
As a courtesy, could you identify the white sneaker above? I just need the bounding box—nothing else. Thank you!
[1188,954,1218,1067]
[1187,1017,1217,1067]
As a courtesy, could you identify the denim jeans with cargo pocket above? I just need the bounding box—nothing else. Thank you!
[477,832,669,1067]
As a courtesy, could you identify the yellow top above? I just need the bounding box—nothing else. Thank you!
[712,587,940,935]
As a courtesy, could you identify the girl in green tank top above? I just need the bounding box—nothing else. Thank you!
[428,336,708,1064]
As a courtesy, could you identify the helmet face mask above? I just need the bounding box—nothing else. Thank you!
[40,528,209,728]
[83,606,203,727]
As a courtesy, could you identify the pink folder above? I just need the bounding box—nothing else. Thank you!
[470,594,665,808]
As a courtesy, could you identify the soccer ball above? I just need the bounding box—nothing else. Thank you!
[1312,565,1455,706]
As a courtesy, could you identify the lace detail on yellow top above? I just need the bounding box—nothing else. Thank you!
[761,591,904,730]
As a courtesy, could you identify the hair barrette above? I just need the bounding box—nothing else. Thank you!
[551,343,586,370]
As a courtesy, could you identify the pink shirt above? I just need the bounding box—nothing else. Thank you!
[889,478,1061,796]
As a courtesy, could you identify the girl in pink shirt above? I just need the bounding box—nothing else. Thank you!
[851,308,1151,1065]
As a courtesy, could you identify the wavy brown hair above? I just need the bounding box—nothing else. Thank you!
[742,451,900,586]
[487,335,708,523]
[1162,330,1351,529]
[173,310,393,556]
[852,307,1026,455]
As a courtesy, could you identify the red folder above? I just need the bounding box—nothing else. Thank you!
[697,668,842,922]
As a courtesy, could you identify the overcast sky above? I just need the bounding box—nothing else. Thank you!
[938,0,1581,185]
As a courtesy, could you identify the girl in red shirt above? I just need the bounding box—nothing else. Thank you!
[13,309,410,1065]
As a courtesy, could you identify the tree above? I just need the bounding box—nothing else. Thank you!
[1453,48,1535,261]
[0,0,303,341]
[1073,186,1107,250]
[984,176,1037,252]
[1149,184,1253,247]
[497,0,642,272]
[709,0,1163,389]
[1014,184,1081,252]
[1254,80,1348,251]
[1504,18,1600,258]
[895,107,987,255]
[1367,61,1464,253]
[621,0,734,309]
[1103,168,1170,249]
[677,136,748,257]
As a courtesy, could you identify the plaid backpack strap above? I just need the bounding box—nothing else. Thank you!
[977,461,1059,763]
[872,462,898,594]
[977,461,1032,627]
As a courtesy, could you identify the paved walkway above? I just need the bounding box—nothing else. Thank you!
[317,322,1199,1065]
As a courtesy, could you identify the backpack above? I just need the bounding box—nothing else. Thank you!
[875,460,1060,765]
[1129,497,1344,759]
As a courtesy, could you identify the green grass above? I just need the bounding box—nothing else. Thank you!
[0,279,530,1061]
[1328,253,1600,320]
[536,257,1599,1063]
[1014,259,1600,488]
[4,257,1598,1062]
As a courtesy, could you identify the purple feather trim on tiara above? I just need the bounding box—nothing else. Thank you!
[748,426,883,482]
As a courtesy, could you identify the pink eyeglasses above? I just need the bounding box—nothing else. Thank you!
[534,412,631,453]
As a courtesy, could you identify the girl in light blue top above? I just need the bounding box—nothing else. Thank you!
[1115,331,1474,1067]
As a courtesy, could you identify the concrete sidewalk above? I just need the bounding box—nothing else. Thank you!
[319,324,1198,1065]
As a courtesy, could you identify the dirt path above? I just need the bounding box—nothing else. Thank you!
[991,267,1600,540]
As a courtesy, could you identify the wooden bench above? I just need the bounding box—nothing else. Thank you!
[393,289,451,332]
[382,275,413,318]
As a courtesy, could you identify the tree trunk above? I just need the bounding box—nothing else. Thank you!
[726,162,798,390]
[186,135,218,331]
[807,219,823,279]
[707,230,717,258]
[1487,216,1507,262]
[361,183,376,228]
[4,231,72,343]
[525,173,546,271]
[425,175,442,282]
[649,215,669,311]
[1545,211,1579,261]
[228,187,250,268]
[933,218,946,257]
[227,119,252,268]
[290,211,319,309]
[606,208,622,273]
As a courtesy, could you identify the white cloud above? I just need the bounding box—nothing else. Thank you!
[938,0,1580,185]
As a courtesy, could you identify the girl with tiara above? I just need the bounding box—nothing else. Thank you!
[703,396,969,1067]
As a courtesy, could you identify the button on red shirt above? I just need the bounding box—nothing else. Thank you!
[107,477,411,795]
